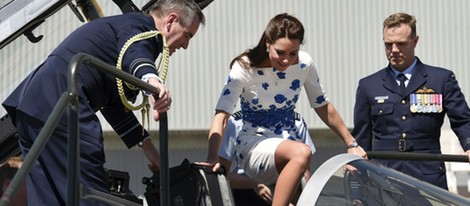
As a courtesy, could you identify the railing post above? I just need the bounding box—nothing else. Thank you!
[159,112,169,206]
[66,54,83,206]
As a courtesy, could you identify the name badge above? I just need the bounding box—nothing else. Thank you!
[375,96,389,104]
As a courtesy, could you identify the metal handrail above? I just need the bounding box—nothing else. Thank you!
[0,52,169,206]
[367,151,469,162]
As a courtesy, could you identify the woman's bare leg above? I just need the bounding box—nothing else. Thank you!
[272,141,311,206]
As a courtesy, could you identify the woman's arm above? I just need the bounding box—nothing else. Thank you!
[207,110,230,170]
[314,102,366,157]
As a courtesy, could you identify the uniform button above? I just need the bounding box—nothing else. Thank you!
[401,100,406,104]
[379,110,383,114]
[402,133,407,138]
[401,116,407,121]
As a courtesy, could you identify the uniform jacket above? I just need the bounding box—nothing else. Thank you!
[3,12,163,147]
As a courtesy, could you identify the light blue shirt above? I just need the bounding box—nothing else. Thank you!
[391,57,417,88]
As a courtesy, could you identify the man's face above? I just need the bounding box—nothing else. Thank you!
[383,23,419,71]
[164,14,201,55]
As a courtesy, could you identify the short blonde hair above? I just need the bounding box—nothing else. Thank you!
[383,12,417,38]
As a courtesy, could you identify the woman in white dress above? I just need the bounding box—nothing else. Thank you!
[206,13,366,206]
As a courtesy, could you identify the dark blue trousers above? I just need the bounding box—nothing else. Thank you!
[15,111,109,205]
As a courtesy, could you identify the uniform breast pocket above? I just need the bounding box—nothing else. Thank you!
[371,104,394,135]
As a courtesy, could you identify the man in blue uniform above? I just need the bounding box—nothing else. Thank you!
[352,12,470,189]
[2,0,205,205]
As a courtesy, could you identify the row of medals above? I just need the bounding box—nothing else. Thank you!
[409,93,443,113]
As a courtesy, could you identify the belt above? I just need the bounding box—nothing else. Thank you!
[373,138,440,152]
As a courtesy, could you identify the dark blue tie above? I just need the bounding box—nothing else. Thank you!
[397,73,407,93]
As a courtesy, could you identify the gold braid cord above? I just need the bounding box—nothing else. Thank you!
[115,30,170,134]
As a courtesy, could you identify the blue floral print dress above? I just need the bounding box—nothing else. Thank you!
[215,51,328,183]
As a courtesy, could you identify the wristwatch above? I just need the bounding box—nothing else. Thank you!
[347,141,359,149]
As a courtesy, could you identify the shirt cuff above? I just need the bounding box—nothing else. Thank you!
[141,74,163,96]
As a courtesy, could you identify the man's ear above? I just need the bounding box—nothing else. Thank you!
[166,13,179,31]
[413,35,419,48]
